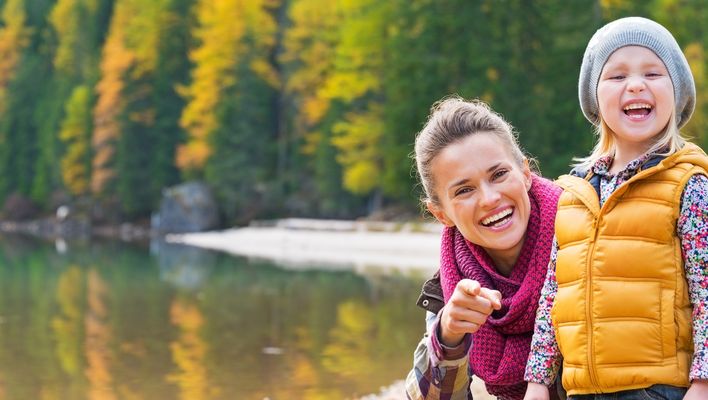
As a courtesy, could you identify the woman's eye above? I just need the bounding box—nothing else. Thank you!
[492,169,508,180]
[454,187,473,197]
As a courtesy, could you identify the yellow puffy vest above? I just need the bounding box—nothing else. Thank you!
[552,143,708,395]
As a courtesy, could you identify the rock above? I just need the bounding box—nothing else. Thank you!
[1,193,40,221]
[153,181,219,233]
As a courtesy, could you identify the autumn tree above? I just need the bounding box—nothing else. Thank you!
[280,0,365,216]
[180,0,282,223]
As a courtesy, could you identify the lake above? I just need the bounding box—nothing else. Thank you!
[0,234,432,399]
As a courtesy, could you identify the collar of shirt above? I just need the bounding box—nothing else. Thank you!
[591,152,653,184]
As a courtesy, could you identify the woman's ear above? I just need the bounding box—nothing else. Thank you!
[426,200,454,227]
[522,159,533,191]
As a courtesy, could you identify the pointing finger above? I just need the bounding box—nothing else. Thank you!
[457,279,480,296]
[480,288,502,310]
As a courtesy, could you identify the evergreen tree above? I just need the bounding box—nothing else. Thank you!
[0,0,32,201]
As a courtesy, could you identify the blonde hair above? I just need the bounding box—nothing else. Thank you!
[573,109,686,171]
[413,96,527,205]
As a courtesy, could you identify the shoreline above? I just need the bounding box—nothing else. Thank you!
[166,218,443,272]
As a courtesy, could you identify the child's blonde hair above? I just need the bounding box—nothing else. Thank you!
[573,109,686,171]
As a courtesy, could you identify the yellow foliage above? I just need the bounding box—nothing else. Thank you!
[49,0,78,73]
[60,85,92,196]
[178,0,281,172]
[342,161,378,195]
[250,59,279,88]
[319,0,387,103]
[0,0,31,113]
[331,104,383,194]
[320,71,380,103]
[124,0,172,78]
[281,0,343,140]
[178,0,246,171]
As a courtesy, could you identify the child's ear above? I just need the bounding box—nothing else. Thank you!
[522,159,533,190]
[426,201,454,227]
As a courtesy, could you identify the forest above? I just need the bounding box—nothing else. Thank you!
[0,0,706,226]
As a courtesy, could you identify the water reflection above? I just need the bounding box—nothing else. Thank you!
[0,234,429,399]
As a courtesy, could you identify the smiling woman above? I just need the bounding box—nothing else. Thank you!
[426,133,532,276]
[406,97,563,400]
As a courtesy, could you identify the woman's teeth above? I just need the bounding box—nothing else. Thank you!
[481,208,512,227]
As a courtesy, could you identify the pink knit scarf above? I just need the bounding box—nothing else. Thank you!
[439,175,561,400]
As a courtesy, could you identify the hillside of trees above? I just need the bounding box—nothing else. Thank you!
[0,0,706,226]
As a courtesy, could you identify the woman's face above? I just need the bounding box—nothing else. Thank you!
[427,133,532,266]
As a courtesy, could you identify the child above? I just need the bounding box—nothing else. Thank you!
[523,17,708,400]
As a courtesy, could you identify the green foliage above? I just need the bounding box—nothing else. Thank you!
[0,0,707,222]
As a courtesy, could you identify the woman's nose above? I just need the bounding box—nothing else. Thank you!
[479,185,501,207]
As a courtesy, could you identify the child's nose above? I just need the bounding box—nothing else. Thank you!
[626,76,646,93]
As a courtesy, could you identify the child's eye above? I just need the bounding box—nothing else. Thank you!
[646,72,662,78]
[609,75,625,80]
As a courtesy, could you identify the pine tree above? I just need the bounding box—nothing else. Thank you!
[0,0,32,201]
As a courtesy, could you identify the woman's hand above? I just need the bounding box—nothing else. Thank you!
[439,279,502,346]
[523,382,550,400]
[684,379,708,400]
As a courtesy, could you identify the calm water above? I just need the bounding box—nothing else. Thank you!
[0,234,430,400]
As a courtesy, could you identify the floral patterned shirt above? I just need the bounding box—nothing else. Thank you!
[524,153,708,384]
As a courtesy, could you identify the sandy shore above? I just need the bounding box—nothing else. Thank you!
[166,218,442,272]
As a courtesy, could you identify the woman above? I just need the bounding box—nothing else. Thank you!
[406,97,562,400]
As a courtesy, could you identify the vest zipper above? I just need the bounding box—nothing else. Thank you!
[586,218,601,390]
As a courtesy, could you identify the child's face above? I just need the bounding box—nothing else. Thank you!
[597,46,674,156]
[426,133,532,267]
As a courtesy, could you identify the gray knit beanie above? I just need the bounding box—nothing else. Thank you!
[578,16,695,128]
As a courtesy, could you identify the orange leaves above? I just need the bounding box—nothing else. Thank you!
[91,0,135,195]
[176,142,211,172]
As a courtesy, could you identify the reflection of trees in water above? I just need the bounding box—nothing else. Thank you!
[85,269,117,400]
[198,263,423,399]
[166,297,213,400]
[320,274,424,398]
[52,266,86,397]
[0,235,426,398]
